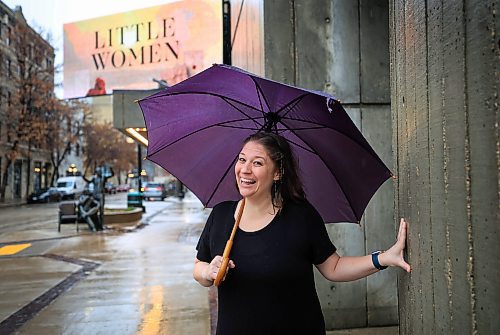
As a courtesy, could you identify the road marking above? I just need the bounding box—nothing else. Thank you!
[0,243,31,255]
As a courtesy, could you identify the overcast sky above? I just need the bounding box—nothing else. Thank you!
[3,0,175,96]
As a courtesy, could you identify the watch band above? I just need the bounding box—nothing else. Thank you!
[371,251,388,270]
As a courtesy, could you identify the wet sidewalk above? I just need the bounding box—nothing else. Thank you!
[0,194,211,335]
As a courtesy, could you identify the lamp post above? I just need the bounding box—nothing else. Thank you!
[67,163,78,176]
[137,142,142,193]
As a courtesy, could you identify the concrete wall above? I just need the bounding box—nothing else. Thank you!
[264,0,397,329]
[389,0,499,334]
[230,0,265,75]
[112,90,160,129]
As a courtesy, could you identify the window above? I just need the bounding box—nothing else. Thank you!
[7,27,11,45]
[6,58,11,77]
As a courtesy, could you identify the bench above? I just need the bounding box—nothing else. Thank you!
[58,201,79,232]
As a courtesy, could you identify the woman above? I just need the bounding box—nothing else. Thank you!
[194,132,410,334]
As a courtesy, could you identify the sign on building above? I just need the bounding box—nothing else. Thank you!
[63,0,222,99]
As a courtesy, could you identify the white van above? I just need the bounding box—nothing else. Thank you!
[56,176,85,199]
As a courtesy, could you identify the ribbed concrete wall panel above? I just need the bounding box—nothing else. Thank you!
[316,223,367,329]
[230,0,265,76]
[360,0,390,103]
[263,0,295,84]
[362,106,397,326]
[390,0,500,333]
[331,0,360,103]
[465,1,499,334]
[294,0,333,93]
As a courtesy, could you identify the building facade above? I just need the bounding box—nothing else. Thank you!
[0,1,55,201]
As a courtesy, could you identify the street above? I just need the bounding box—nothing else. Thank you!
[0,192,212,335]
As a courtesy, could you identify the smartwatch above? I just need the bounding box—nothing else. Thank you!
[371,251,388,270]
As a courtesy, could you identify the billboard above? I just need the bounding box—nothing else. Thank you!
[63,0,222,99]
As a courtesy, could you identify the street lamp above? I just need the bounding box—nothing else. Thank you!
[67,164,78,176]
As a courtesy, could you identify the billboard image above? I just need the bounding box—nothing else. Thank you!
[63,0,222,99]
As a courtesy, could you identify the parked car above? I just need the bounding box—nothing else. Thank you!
[116,184,130,192]
[104,182,117,194]
[28,187,63,203]
[142,182,167,201]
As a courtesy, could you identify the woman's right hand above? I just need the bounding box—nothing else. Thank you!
[202,255,235,283]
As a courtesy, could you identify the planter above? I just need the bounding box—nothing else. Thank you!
[103,207,142,227]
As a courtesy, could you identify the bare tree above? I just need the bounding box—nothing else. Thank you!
[0,19,56,200]
[82,122,135,181]
[46,99,90,186]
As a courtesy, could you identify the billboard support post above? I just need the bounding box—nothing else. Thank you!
[223,0,231,65]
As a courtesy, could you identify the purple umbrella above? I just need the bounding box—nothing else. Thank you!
[138,64,391,223]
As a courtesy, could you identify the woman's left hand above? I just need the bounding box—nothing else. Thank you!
[379,218,411,272]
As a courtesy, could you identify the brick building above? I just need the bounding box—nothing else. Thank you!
[0,1,55,201]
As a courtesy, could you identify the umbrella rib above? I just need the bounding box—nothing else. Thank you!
[217,124,262,131]
[281,137,318,155]
[279,121,359,220]
[144,91,264,131]
[278,116,339,130]
[149,115,263,134]
[206,155,239,205]
[147,119,257,158]
[276,94,308,118]
[220,97,263,129]
[276,95,382,165]
[281,125,326,131]
[280,115,386,168]
[145,91,266,114]
[250,78,272,115]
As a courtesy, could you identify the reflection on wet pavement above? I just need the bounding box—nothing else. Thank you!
[0,194,212,335]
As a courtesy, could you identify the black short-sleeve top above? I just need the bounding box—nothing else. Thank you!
[196,200,337,335]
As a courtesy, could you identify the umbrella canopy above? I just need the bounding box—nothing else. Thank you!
[138,64,391,223]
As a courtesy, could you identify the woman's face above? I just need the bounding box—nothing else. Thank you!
[235,141,279,200]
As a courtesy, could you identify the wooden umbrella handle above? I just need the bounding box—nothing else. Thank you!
[214,199,245,287]
[214,240,233,286]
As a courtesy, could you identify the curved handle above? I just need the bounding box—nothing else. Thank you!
[214,240,233,286]
[214,257,230,286]
[213,199,245,287]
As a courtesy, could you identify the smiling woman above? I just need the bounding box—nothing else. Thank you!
[235,141,278,203]
[193,132,410,335]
